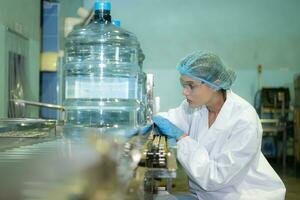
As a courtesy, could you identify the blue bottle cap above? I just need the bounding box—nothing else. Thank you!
[112,19,121,27]
[100,1,111,11]
[94,1,100,11]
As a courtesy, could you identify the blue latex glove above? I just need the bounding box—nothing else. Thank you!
[167,137,177,148]
[124,123,155,138]
[152,115,184,140]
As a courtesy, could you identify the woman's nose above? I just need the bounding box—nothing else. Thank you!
[182,87,190,96]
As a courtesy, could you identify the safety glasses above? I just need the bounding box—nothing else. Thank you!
[180,79,203,92]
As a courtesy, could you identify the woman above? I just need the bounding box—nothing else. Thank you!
[153,51,286,200]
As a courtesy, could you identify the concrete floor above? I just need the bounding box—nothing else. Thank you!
[282,175,300,200]
[172,161,300,200]
[276,161,300,200]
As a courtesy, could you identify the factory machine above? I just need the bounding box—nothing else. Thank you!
[0,2,177,200]
[0,120,177,200]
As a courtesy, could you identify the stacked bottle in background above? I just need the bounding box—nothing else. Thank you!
[110,18,147,126]
[62,1,146,129]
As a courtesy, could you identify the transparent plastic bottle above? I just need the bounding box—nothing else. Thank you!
[62,1,144,129]
[110,18,147,126]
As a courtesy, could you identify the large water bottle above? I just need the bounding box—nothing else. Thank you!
[110,19,147,126]
[62,1,144,129]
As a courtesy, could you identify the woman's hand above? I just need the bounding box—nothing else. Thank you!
[152,115,185,140]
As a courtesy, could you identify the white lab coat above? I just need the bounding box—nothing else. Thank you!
[159,91,286,200]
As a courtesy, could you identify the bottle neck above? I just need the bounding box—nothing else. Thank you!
[93,9,111,24]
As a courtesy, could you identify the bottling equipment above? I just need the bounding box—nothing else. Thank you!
[0,120,177,200]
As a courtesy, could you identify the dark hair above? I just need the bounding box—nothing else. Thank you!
[221,89,227,100]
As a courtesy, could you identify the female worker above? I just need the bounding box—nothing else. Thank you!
[153,51,286,200]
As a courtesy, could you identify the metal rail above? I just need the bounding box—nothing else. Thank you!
[11,99,65,111]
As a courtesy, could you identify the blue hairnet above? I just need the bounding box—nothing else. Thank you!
[176,51,236,90]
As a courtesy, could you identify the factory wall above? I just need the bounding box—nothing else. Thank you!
[81,0,299,111]
[59,0,83,50]
[0,0,298,115]
[0,0,41,117]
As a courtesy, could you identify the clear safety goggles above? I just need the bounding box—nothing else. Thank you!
[180,79,203,92]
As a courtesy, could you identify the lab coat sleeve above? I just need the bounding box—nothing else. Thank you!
[177,111,260,191]
[157,101,192,134]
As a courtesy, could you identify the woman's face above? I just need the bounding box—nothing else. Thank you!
[180,75,214,108]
